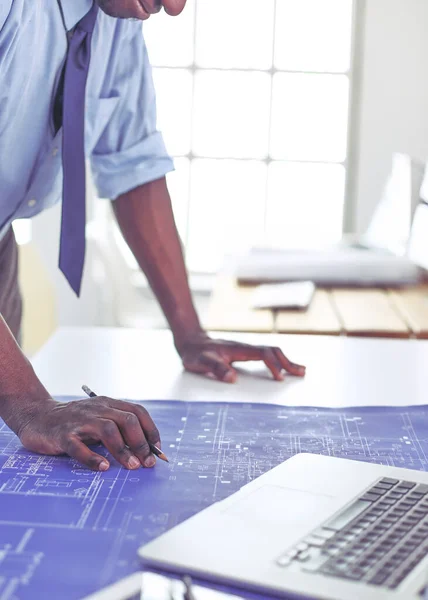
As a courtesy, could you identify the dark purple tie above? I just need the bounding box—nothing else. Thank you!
[59,2,99,296]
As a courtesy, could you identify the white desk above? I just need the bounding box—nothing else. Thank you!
[32,327,428,408]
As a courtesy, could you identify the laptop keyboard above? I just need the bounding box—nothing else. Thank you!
[276,478,428,589]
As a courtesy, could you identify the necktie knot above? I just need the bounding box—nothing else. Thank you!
[71,28,92,71]
[70,2,99,70]
[76,2,99,33]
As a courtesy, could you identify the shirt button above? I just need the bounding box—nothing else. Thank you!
[28,199,37,207]
[52,148,59,157]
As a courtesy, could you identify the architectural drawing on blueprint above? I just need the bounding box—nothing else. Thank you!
[1,400,428,599]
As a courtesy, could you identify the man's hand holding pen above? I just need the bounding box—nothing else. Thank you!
[14,392,166,472]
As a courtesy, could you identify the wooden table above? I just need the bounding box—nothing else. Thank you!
[205,277,428,339]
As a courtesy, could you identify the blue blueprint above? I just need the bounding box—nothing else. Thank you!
[1,399,428,599]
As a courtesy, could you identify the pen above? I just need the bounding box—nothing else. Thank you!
[81,385,169,463]
[182,576,197,600]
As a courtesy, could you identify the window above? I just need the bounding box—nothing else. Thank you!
[144,0,354,273]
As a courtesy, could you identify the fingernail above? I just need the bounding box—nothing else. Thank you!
[99,461,109,471]
[128,456,141,469]
[144,455,156,468]
[223,370,236,383]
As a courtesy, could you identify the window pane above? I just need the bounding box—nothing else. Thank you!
[193,71,271,158]
[187,160,267,272]
[266,162,345,247]
[270,73,349,162]
[153,68,193,156]
[195,0,274,69]
[167,158,190,245]
[275,0,353,73]
[143,0,195,67]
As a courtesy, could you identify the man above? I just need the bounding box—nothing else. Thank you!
[0,0,305,472]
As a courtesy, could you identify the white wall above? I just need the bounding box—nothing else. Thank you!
[353,0,428,233]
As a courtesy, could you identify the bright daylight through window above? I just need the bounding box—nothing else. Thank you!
[143,0,354,273]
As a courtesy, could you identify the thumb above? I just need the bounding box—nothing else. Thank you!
[183,352,238,383]
[198,352,238,383]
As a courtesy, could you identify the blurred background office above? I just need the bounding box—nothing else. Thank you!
[17,0,428,355]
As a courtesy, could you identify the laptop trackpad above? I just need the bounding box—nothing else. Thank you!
[223,484,333,529]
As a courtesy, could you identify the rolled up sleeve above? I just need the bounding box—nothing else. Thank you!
[90,21,174,200]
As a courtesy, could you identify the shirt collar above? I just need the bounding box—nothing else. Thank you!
[60,0,94,31]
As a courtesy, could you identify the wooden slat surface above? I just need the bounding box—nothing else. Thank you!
[276,290,342,335]
[389,286,428,339]
[204,277,274,332]
[330,289,410,338]
[206,277,428,338]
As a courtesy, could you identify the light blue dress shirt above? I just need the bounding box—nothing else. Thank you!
[0,0,174,241]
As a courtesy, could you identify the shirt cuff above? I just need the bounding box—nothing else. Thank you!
[91,131,175,199]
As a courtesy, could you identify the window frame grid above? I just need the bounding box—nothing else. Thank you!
[151,0,358,273]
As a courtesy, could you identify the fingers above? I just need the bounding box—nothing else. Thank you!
[163,0,187,16]
[184,351,237,383]
[215,344,306,380]
[71,398,161,470]
[272,347,306,377]
[207,344,285,380]
[182,344,305,383]
[106,409,156,468]
[260,348,285,381]
[140,0,162,14]
[93,419,143,470]
[199,352,237,383]
[254,346,306,380]
[106,399,161,447]
[65,437,110,472]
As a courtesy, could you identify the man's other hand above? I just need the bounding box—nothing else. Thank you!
[17,397,161,471]
[179,335,306,383]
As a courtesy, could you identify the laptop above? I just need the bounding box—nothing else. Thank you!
[140,453,428,600]
[360,153,425,255]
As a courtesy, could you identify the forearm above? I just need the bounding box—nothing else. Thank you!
[112,178,205,350]
[0,316,52,433]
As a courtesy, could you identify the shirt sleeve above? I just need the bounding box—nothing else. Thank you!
[0,2,13,31]
[90,20,174,200]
